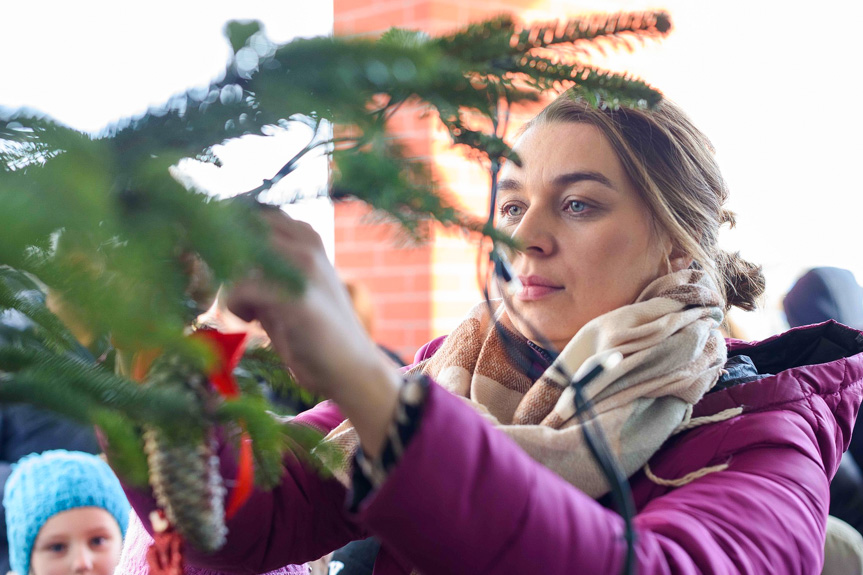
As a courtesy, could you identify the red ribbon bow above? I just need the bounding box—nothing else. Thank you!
[192,329,254,519]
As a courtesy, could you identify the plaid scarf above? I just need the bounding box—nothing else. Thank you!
[326,268,726,498]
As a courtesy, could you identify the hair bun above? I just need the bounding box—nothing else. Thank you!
[715,250,764,311]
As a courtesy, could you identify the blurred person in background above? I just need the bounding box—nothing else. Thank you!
[784,267,863,575]
[784,267,863,334]
[784,266,863,530]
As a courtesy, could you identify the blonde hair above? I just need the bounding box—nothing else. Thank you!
[523,93,764,310]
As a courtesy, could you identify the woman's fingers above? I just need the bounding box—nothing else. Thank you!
[224,279,279,324]
[261,209,321,245]
[259,210,328,276]
[224,206,397,400]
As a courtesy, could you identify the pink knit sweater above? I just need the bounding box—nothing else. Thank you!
[115,511,308,575]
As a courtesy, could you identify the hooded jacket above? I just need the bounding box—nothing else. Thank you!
[784,267,863,331]
[118,321,863,574]
[784,267,863,533]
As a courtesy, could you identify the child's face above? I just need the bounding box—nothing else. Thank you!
[30,507,122,575]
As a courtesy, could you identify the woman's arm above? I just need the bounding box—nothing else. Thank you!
[225,211,831,574]
[353,382,828,575]
[227,210,403,460]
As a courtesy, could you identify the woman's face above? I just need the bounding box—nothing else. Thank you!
[30,507,122,575]
[496,121,671,350]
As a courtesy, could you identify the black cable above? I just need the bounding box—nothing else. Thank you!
[477,95,636,572]
[487,249,637,575]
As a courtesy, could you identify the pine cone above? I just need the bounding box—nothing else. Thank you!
[142,353,227,553]
[143,426,227,553]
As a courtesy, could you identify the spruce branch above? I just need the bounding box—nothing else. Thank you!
[0,347,203,428]
[237,346,322,411]
[93,409,151,487]
[215,395,290,489]
[0,276,79,353]
[0,10,673,522]
[0,113,73,172]
[0,371,96,424]
[512,11,671,52]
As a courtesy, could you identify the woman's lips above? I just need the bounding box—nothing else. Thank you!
[516,276,563,301]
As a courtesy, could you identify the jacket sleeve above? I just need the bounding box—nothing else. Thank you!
[354,382,829,575]
[121,400,365,574]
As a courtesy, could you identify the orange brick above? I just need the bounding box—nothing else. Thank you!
[334,247,376,269]
[409,329,434,349]
[387,106,432,134]
[340,8,411,35]
[379,298,430,321]
[362,270,429,293]
[376,326,431,356]
[334,0,375,13]
[377,246,433,267]
[389,133,432,158]
[334,222,354,244]
[382,319,429,335]
[414,0,459,23]
[334,199,372,220]
[376,288,431,303]
[348,222,398,244]
[365,276,414,295]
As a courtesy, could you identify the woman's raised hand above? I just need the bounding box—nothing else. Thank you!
[226,209,401,454]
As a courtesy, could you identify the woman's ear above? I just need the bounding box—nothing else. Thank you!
[668,245,693,272]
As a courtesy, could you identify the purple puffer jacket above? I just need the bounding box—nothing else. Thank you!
[119,320,863,574]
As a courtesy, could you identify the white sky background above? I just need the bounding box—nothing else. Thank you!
[2,0,861,338]
[1,0,336,258]
[569,0,863,337]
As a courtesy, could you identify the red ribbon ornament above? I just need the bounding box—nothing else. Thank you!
[147,510,184,575]
[192,329,254,518]
[139,329,255,574]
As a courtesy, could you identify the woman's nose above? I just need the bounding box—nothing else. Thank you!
[510,207,555,256]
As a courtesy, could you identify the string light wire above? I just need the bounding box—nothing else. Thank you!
[479,100,637,572]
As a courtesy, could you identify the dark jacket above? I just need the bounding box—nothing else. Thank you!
[784,266,863,532]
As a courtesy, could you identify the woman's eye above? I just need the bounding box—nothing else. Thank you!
[90,536,107,547]
[48,543,66,553]
[500,204,524,218]
[566,200,587,213]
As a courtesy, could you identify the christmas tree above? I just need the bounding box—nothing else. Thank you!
[0,11,670,553]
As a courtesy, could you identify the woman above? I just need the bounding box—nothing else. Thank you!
[119,93,863,574]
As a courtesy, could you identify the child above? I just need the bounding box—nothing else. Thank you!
[3,450,129,575]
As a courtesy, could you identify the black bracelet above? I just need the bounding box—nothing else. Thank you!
[349,373,431,512]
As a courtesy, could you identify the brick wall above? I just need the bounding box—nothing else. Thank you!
[333,0,561,359]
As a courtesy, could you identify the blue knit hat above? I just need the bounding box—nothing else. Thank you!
[2,450,130,575]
